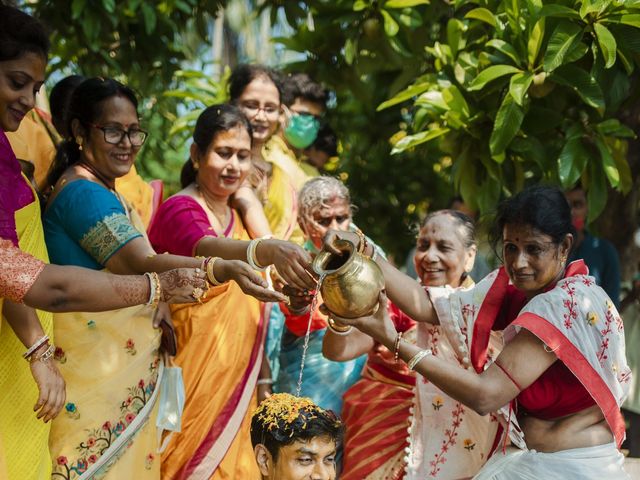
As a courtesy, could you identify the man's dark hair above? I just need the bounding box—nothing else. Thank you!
[251,393,343,461]
[280,72,329,108]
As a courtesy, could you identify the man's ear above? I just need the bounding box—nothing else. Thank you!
[254,444,273,477]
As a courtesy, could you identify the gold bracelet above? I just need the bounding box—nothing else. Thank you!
[150,272,162,308]
[354,229,366,254]
[30,344,55,364]
[206,257,224,286]
[327,317,352,335]
[393,331,404,363]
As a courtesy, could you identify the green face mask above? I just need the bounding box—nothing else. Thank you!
[284,113,321,149]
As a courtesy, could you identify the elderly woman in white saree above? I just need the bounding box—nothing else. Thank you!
[321,185,631,480]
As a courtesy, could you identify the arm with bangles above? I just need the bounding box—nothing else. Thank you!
[341,294,557,416]
[232,185,273,239]
[323,229,439,324]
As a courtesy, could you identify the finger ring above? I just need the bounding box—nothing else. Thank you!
[192,287,205,300]
[195,268,201,274]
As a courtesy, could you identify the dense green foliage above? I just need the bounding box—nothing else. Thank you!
[29,0,227,185]
[25,0,640,259]
[264,0,640,258]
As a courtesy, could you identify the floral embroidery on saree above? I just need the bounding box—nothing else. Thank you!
[51,360,159,480]
[79,212,141,266]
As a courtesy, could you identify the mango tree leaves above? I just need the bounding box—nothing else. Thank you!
[490,93,525,158]
[594,23,617,68]
[467,64,521,90]
[543,22,584,72]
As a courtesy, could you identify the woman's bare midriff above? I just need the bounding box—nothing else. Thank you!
[519,405,614,452]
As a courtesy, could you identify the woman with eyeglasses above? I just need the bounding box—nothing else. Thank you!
[42,77,287,479]
[228,64,307,244]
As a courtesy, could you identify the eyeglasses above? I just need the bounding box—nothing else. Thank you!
[90,124,148,147]
[239,102,280,119]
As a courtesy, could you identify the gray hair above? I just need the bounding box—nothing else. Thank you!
[298,176,352,225]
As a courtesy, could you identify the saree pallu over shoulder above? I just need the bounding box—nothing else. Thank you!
[161,281,264,480]
[508,269,630,447]
[406,323,500,480]
[157,213,263,479]
[50,305,162,480]
[264,163,304,244]
[0,179,54,480]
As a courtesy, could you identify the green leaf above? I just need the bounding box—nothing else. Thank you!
[551,65,605,112]
[557,136,589,188]
[102,0,116,13]
[490,93,525,157]
[447,19,465,58]
[509,72,534,105]
[594,23,617,68]
[391,127,450,154]
[380,10,399,36]
[464,8,497,27]
[596,119,636,138]
[538,4,581,19]
[353,0,369,11]
[377,82,431,111]
[595,137,620,188]
[345,38,357,66]
[528,18,545,68]
[543,22,583,72]
[72,0,86,19]
[385,0,430,7]
[619,14,640,28]
[415,90,448,111]
[141,4,157,35]
[580,0,612,19]
[486,39,521,66]
[442,85,470,118]
[608,137,633,193]
[467,65,521,91]
[587,160,608,223]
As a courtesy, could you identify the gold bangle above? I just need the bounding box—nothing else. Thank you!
[150,272,162,308]
[393,331,404,363]
[354,229,366,254]
[327,317,352,335]
[206,257,224,286]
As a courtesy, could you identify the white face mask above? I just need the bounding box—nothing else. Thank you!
[156,365,185,452]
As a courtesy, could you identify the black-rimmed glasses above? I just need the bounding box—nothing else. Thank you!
[90,124,148,147]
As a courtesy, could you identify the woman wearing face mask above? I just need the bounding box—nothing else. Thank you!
[322,186,631,480]
[148,104,315,479]
[323,211,497,480]
[228,64,307,244]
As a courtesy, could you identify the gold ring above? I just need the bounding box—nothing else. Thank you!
[192,287,205,300]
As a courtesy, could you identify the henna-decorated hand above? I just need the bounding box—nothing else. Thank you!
[282,285,313,313]
[30,355,66,423]
[159,268,208,304]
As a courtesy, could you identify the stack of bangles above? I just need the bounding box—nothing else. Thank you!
[144,272,162,308]
[393,331,433,370]
[247,237,268,272]
[22,335,55,364]
[203,256,225,287]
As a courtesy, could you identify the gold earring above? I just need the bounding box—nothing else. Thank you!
[76,136,83,151]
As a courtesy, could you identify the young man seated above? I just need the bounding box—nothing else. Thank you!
[251,393,343,480]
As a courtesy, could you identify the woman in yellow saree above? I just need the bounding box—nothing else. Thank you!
[148,104,314,479]
[42,78,286,480]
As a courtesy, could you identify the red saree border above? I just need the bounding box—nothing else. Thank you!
[176,309,266,479]
[513,312,625,448]
[471,268,509,373]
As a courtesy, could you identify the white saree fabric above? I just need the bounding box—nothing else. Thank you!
[473,442,630,480]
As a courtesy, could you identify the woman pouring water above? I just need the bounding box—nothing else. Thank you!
[321,185,631,479]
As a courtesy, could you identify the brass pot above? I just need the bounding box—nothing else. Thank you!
[312,239,385,319]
